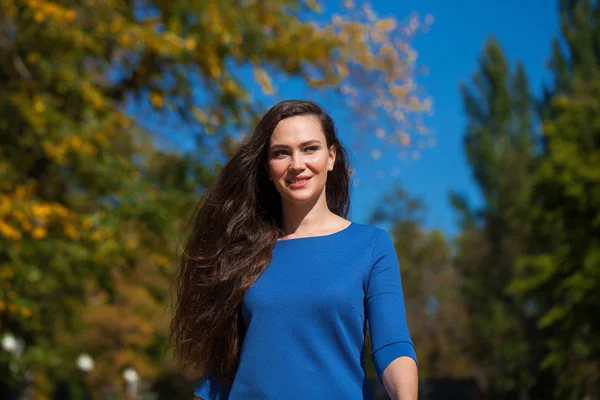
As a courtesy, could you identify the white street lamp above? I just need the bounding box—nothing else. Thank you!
[2,333,24,358]
[122,367,139,397]
[2,334,16,352]
[76,353,94,373]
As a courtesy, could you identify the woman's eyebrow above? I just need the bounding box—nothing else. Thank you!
[270,140,322,150]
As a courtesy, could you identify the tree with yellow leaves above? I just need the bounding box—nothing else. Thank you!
[0,0,431,398]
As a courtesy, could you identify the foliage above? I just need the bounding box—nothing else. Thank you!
[454,1,600,397]
[453,37,539,397]
[511,76,600,399]
[509,2,600,396]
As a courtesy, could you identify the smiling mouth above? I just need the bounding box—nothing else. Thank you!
[286,176,312,185]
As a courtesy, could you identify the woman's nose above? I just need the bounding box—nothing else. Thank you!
[289,154,306,170]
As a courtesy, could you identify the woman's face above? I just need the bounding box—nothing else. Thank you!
[266,115,336,204]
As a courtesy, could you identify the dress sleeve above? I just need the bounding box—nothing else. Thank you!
[194,374,231,400]
[365,229,418,382]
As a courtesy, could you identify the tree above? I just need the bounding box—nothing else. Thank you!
[452,37,540,397]
[509,1,600,397]
[370,187,471,380]
[0,0,431,398]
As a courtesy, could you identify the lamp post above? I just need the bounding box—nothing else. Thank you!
[2,333,24,358]
[76,353,94,400]
[122,367,139,398]
[76,354,94,373]
[3,333,29,400]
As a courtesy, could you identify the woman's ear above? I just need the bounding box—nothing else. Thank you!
[328,145,337,171]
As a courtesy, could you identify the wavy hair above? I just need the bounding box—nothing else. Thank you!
[169,100,351,386]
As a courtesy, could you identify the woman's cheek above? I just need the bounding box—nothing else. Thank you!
[268,161,283,177]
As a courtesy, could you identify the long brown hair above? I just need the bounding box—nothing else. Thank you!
[169,100,351,386]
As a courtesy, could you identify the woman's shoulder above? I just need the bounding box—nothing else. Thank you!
[347,221,388,239]
[340,222,391,251]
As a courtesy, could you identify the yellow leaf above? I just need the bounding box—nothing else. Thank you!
[192,108,207,124]
[64,9,76,22]
[390,83,409,99]
[400,132,410,145]
[82,218,93,230]
[91,231,103,241]
[185,38,197,51]
[253,66,275,95]
[34,99,45,113]
[157,255,170,267]
[150,93,164,108]
[125,238,138,250]
[32,227,47,239]
[0,220,22,239]
[335,63,349,78]
[27,52,40,63]
[32,203,52,218]
[304,0,321,13]
[379,43,394,57]
[70,136,82,150]
[371,29,384,43]
[22,220,32,231]
[375,18,396,32]
[65,225,79,240]
[223,78,237,94]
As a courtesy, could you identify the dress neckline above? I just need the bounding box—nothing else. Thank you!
[276,221,354,242]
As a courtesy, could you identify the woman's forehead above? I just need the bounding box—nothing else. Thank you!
[270,116,324,145]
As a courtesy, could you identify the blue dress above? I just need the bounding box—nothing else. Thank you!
[195,222,417,399]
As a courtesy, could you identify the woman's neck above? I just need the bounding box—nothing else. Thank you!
[279,198,347,239]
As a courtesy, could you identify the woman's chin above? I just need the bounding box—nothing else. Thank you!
[282,190,319,203]
[288,194,314,202]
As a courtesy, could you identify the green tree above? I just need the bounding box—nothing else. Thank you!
[370,187,471,380]
[452,37,539,397]
[509,1,600,397]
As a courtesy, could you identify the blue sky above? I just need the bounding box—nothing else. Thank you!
[137,1,561,239]
[343,0,561,237]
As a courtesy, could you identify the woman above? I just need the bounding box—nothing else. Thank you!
[170,100,418,399]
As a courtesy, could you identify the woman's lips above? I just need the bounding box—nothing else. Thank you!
[287,176,312,189]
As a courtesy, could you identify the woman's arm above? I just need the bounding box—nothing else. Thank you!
[365,230,419,400]
[381,356,418,400]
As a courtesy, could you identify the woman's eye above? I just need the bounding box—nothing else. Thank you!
[272,147,318,158]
